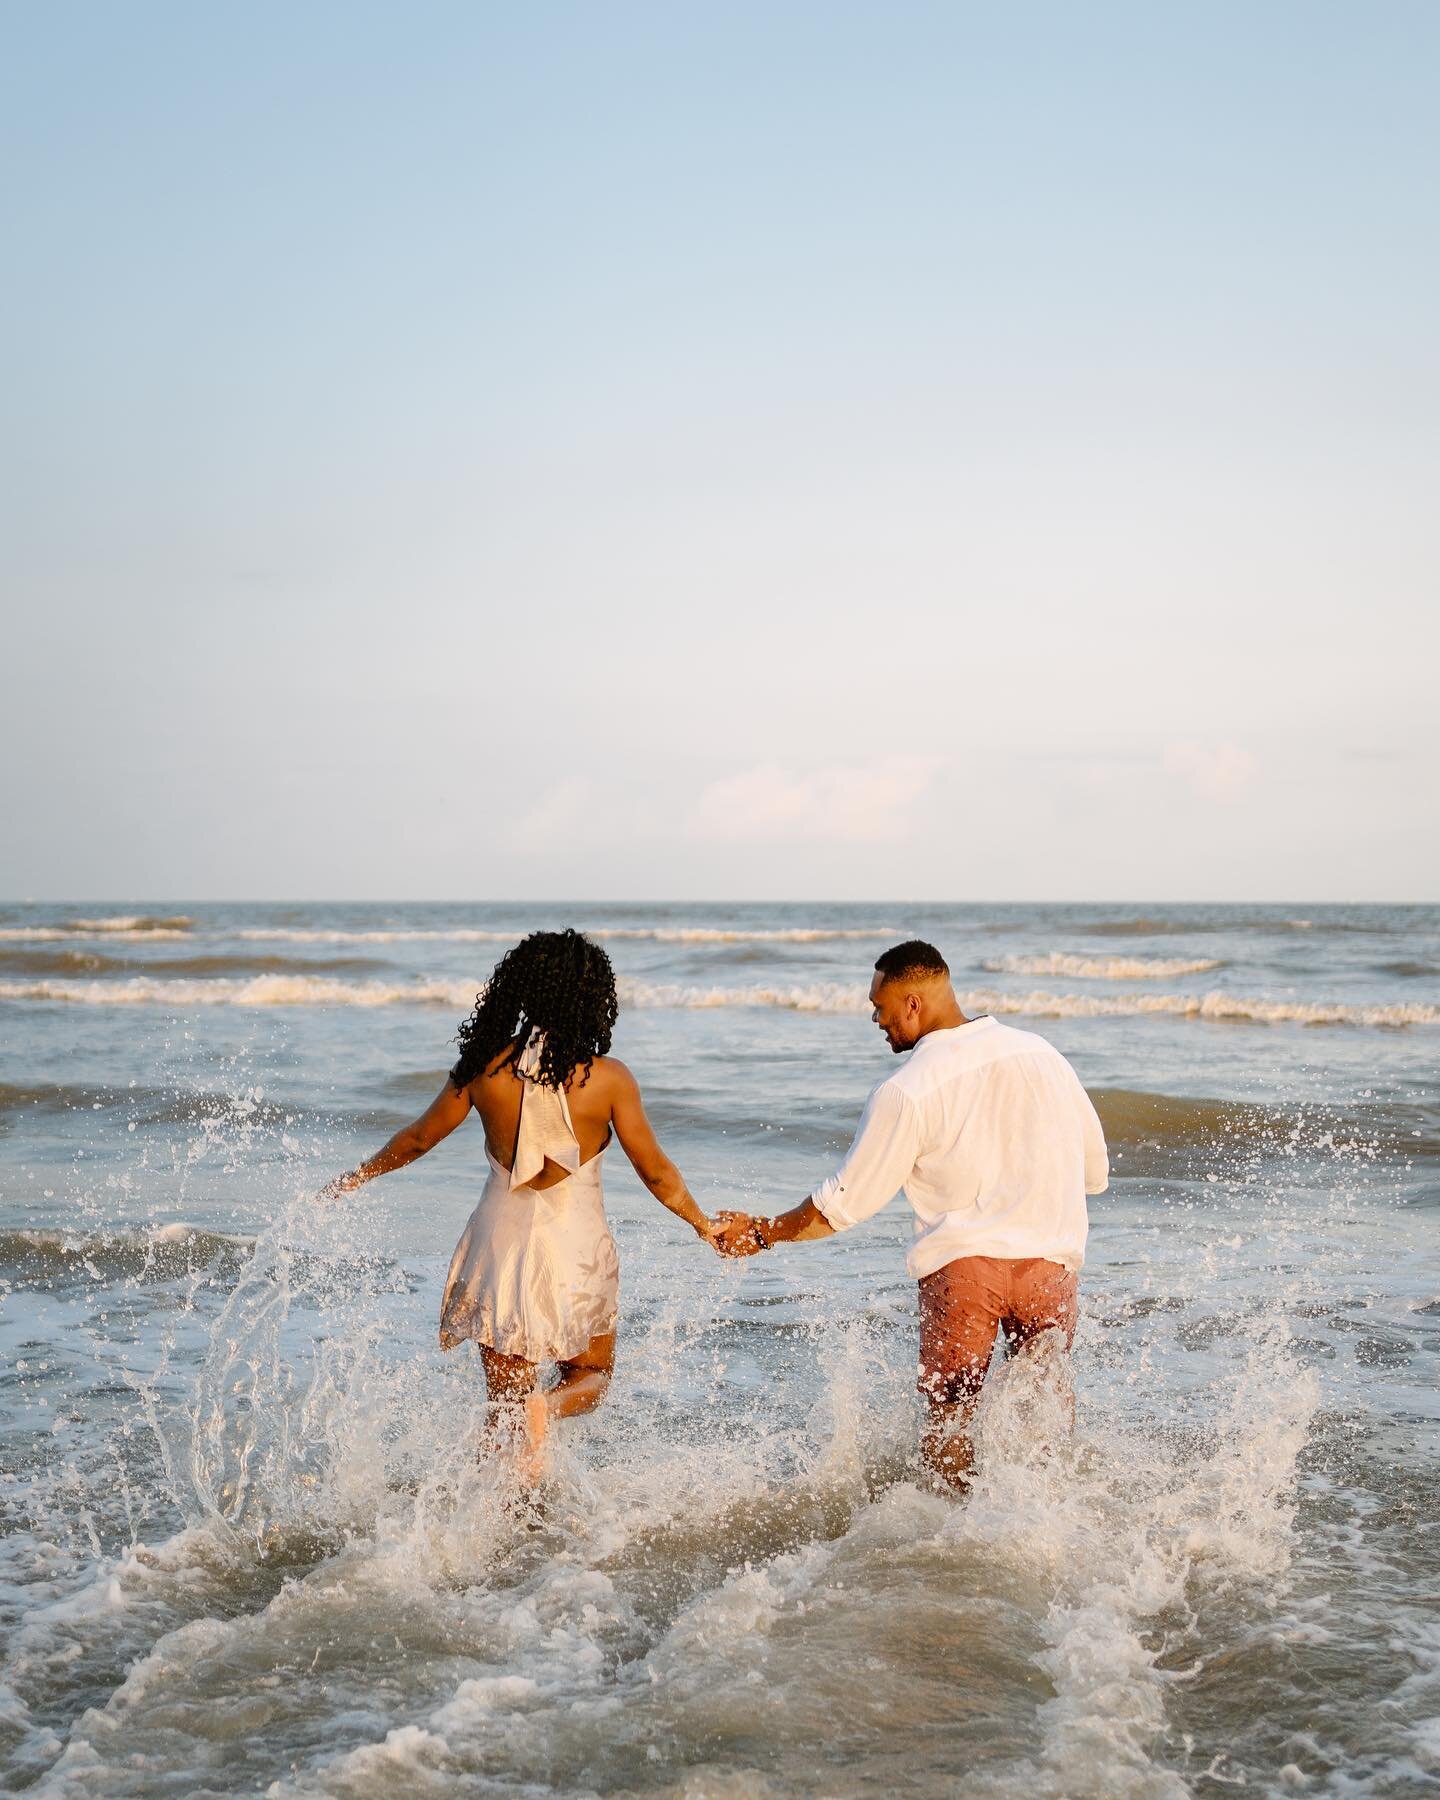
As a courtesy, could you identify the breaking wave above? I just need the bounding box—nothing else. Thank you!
[1093,1087,1440,1173]
[0,975,475,1007]
[70,914,194,932]
[2,975,1435,1028]
[0,949,390,978]
[984,952,1223,980]
[620,982,1440,1029]
[235,925,900,945]
[0,914,194,941]
[1079,914,1389,937]
[0,1223,253,1282]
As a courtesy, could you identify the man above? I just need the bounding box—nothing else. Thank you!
[714,940,1109,1489]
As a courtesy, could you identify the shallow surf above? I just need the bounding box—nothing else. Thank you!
[2,900,1436,1794]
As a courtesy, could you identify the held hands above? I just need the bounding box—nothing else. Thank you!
[710,1210,770,1258]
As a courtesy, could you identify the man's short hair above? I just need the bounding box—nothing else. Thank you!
[874,940,949,985]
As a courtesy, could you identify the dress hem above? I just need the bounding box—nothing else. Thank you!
[438,1306,619,1364]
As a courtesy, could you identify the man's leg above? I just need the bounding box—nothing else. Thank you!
[1000,1259,1080,1436]
[917,1258,1004,1492]
[921,1392,984,1489]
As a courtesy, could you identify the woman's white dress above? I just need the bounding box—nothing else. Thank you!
[438,1035,619,1362]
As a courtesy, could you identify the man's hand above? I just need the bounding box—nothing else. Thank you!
[712,1210,768,1257]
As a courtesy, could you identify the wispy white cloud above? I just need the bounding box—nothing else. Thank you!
[507,777,604,852]
[1162,740,1258,801]
[686,756,943,845]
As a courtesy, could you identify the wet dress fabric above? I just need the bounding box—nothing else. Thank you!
[438,1034,619,1362]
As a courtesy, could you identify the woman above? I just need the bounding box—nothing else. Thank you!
[321,929,719,1471]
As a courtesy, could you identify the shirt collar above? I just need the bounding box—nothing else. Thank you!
[912,1016,993,1052]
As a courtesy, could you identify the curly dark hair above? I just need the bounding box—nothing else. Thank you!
[449,929,618,1091]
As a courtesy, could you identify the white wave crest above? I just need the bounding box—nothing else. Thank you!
[0,926,193,942]
[69,914,194,932]
[235,925,899,945]
[984,952,1223,980]
[2,975,1433,1028]
[0,976,477,1008]
[621,981,1440,1028]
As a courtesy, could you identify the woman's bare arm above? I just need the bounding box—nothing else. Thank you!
[318,1080,472,1199]
[607,1062,716,1245]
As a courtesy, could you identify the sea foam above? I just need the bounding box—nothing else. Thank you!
[234,925,899,945]
[0,926,194,942]
[617,981,1440,1029]
[983,952,1223,979]
[1,975,1435,1027]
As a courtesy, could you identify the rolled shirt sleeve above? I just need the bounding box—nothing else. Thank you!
[811,1082,921,1232]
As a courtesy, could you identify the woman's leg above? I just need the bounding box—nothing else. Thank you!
[479,1343,538,1405]
[479,1344,546,1478]
[547,1329,615,1421]
[478,1332,614,1478]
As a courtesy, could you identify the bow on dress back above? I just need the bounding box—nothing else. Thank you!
[508,1028,582,1191]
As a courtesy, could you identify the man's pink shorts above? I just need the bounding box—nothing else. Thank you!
[917,1255,1079,1406]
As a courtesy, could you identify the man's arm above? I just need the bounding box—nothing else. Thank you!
[715,1083,919,1255]
[714,1198,834,1255]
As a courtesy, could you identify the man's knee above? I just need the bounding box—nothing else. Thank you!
[918,1357,987,1408]
[921,1398,978,1488]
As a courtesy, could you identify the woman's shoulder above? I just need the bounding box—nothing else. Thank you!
[583,1052,629,1081]
[576,1054,637,1097]
[477,1040,522,1083]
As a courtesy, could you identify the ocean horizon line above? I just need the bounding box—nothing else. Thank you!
[4,896,1437,909]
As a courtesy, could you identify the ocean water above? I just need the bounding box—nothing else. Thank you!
[0,900,1436,1798]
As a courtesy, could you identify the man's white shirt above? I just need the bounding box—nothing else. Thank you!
[810,1015,1109,1280]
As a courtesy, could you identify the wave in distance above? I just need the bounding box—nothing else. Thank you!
[2,975,1435,1028]
[0,949,389,978]
[235,926,900,945]
[0,914,194,941]
[1078,915,1377,936]
[984,953,1223,980]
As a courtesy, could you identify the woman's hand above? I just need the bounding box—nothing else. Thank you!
[712,1210,768,1257]
[316,1170,365,1203]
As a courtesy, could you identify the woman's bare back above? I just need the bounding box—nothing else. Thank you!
[467,1045,619,1188]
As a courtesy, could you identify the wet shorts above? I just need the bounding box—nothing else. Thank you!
[917,1255,1079,1406]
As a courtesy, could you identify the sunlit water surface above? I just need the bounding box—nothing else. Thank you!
[1,902,1437,1796]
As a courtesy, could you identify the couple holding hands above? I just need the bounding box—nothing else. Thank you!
[323,928,1109,1486]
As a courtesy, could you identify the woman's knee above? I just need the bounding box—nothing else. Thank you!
[558,1358,612,1390]
[567,1331,616,1378]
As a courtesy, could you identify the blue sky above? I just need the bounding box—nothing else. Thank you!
[3,2,1436,900]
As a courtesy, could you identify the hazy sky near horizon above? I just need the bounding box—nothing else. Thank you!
[3,2,1436,902]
